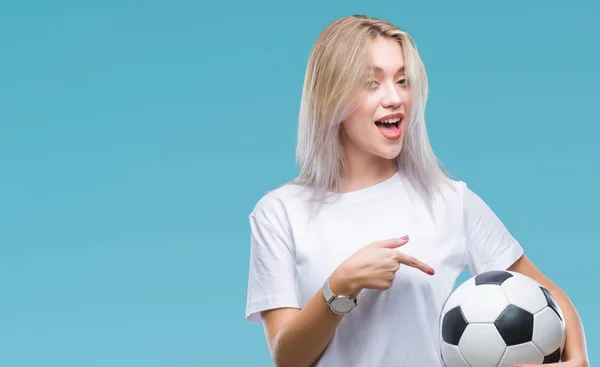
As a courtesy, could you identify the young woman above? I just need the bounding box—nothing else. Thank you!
[244,15,589,367]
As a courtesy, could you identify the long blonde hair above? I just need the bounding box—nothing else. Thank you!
[289,15,453,211]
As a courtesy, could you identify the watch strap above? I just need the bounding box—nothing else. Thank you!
[322,278,336,303]
[322,278,356,305]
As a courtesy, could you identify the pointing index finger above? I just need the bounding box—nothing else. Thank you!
[396,252,435,275]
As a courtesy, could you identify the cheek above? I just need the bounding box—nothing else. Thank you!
[344,102,376,131]
[403,89,413,109]
[342,116,370,141]
[341,110,376,146]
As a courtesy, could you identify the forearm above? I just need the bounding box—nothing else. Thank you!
[551,286,589,365]
[270,272,359,367]
[270,291,343,367]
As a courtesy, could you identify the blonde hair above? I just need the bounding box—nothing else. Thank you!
[289,15,453,211]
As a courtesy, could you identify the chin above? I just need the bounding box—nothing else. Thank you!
[375,145,403,160]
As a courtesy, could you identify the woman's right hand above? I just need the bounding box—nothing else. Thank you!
[329,236,435,296]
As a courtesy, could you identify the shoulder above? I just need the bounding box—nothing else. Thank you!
[439,178,486,214]
[426,176,469,207]
[419,177,482,220]
[445,178,511,231]
[249,181,308,229]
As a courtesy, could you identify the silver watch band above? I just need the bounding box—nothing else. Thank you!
[322,278,337,303]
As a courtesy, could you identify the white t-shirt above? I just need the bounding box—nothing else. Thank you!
[245,171,523,366]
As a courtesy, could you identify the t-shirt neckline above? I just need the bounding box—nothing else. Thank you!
[326,170,402,202]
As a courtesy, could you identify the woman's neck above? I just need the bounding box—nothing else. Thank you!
[335,154,398,193]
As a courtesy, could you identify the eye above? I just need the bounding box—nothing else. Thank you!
[365,80,378,89]
[397,78,407,86]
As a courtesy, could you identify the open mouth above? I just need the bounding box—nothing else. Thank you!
[375,118,400,129]
[375,113,403,140]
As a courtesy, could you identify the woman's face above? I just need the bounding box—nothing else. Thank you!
[340,36,412,164]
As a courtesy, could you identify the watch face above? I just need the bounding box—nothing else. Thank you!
[331,297,355,314]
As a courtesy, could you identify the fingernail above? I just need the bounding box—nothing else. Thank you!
[401,235,409,240]
[428,268,435,275]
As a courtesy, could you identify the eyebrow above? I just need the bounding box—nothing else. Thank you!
[368,66,405,74]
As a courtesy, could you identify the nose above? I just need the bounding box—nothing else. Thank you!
[381,82,402,109]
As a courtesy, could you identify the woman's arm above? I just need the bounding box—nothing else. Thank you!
[260,271,357,367]
[259,237,434,367]
[508,255,589,366]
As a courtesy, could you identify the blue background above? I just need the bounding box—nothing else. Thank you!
[1,0,597,365]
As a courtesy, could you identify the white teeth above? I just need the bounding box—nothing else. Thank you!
[377,117,401,124]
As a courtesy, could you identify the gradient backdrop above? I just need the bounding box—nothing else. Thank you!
[1,0,598,366]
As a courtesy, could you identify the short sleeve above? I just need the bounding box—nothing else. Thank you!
[462,182,524,275]
[245,209,300,323]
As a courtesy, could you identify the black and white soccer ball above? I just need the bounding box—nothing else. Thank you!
[439,270,565,367]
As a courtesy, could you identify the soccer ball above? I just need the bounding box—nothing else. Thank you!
[439,270,565,367]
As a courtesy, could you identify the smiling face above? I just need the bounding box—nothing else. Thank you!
[340,36,412,166]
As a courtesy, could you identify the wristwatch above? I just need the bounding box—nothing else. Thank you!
[322,278,357,315]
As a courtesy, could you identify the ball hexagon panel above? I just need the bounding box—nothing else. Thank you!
[532,306,565,356]
[494,304,534,346]
[440,342,470,367]
[539,285,566,355]
[500,272,548,314]
[497,341,544,367]
[442,277,476,316]
[460,284,509,324]
[458,324,506,367]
